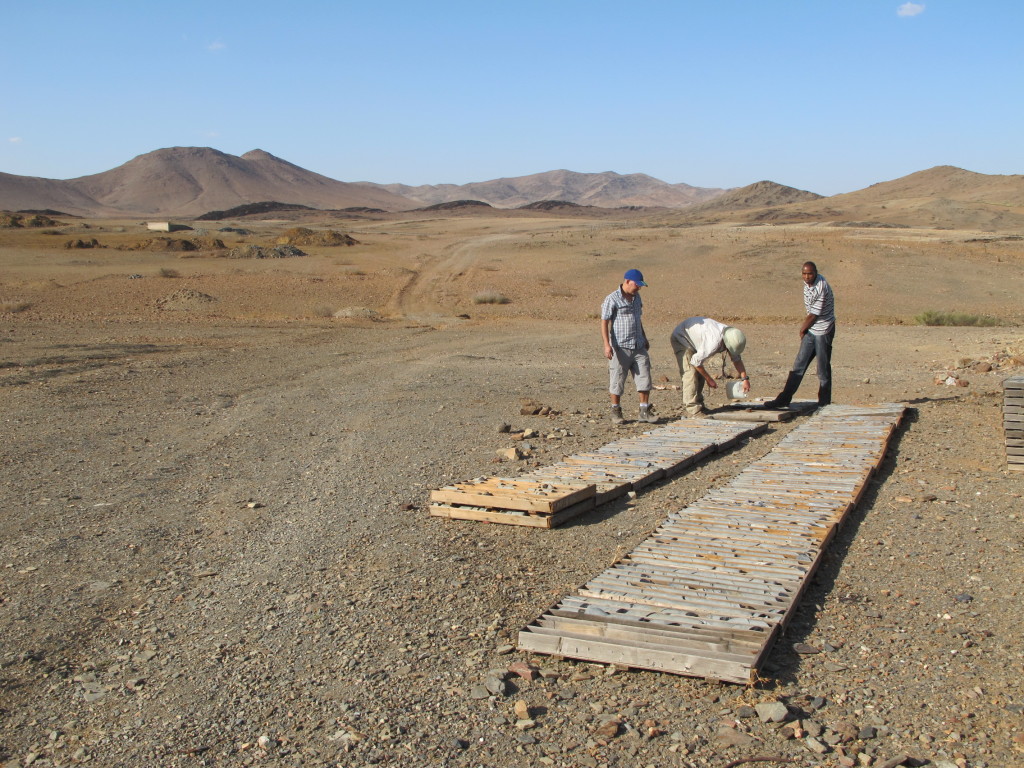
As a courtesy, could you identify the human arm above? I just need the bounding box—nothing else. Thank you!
[693,363,718,389]
[799,312,818,338]
[601,318,613,359]
[734,358,750,393]
[690,329,721,387]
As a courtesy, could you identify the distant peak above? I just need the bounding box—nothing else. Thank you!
[242,149,277,161]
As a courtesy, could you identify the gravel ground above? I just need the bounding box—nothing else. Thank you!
[1,318,1022,768]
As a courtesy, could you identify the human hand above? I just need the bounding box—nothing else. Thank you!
[742,379,750,394]
[604,343,613,360]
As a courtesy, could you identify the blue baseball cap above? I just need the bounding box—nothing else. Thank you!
[624,269,647,286]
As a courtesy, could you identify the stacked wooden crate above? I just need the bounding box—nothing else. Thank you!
[1005,375,1024,471]
[429,419,765,527]
[429,477,596,528]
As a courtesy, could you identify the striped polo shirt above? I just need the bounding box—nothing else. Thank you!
[804,274,835,335]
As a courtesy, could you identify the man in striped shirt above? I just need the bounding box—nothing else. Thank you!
[765,261,836,409]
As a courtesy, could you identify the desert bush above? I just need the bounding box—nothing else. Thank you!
[277,227,359,247]
[227,244,306,259]
[64,238,101,249]
[312,305,336,318]
[0,300,32,313]
[915,310,1002,327]
[159,268,180,278]
[473,291,511,305]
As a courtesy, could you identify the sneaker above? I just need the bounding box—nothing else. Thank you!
[638,405,658,423]
[609,405,624,424]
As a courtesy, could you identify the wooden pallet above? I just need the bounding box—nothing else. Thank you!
[518,403,906,683]
[1006,375,1024,471]
[430,478,596,528]
[710,400,819,423]
[429,419,766,527]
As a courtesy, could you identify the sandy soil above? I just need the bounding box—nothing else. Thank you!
[1,213,1022,768]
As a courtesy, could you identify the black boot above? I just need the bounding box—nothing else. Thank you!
[764,372,802,409]
[817,383,831,407]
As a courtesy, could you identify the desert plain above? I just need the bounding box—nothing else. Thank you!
[1,209,1023,768]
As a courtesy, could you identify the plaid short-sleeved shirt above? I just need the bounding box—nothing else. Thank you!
[601,287,646,349]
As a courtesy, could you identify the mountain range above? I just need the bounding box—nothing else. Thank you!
[1,147,1023,232]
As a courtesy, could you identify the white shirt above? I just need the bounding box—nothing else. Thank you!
[670,317,738,368]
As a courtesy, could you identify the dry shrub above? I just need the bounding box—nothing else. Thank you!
[0,300,32,313]
[915,310,1002,327]
[276,227,359,247]
[64,238,101,249]
[159,268,180,278]
[0,213,62,228]
[227,244,306,259]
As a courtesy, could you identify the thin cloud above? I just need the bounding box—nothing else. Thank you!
[897,2,925,17]
[9,137,22,143]
[206,40,226,51]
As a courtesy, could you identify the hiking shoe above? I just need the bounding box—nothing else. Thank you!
[610,405,624,424]
[639,405,658,423]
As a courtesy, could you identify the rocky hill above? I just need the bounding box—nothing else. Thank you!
[669,167,1024,231]
[0,171,109,217]
[66,148,415,217]
[3,149,1024,231]
[381,169,725,209]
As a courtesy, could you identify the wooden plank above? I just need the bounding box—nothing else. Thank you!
[430,503,554,527]
[430,478,595,513]
[517,625,755,684]
[429,496,596,527]
[536,615,763,655]
[579,578,790,619]
[709,409,795,423]
[551,599,772,641]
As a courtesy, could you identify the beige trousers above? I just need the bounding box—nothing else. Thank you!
[671,338,705,415]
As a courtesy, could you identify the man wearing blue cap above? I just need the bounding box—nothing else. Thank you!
[601,269,657,424]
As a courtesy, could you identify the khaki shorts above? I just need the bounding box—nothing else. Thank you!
[608,346,652,395]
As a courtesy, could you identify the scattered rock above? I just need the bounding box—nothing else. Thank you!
[716,726,757,747]
[793,642,821,654]
[593,717,621,740]
[755,701,790,723]
[508,662,539,680]
[806,735,829,754]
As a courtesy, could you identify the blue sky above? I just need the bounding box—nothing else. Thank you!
[2,1,1021,195]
